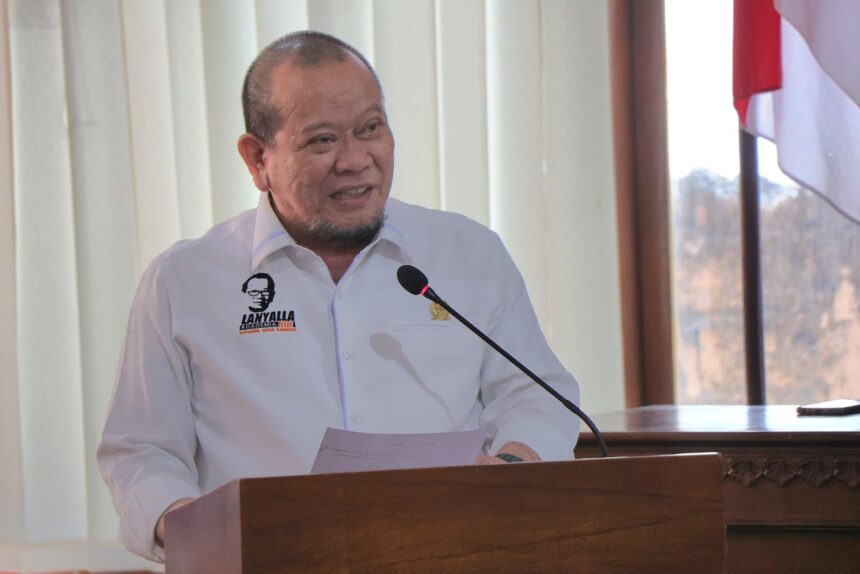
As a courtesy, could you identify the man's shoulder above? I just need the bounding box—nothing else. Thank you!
[151,208,256,270]
[386,198,496,241]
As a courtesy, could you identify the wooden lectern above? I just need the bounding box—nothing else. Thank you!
[164,453,726,573]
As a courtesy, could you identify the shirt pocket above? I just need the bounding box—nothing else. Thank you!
[391,321,457,332]
[388,321,484,384]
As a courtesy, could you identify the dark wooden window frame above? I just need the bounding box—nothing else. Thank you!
[610,0,675,406]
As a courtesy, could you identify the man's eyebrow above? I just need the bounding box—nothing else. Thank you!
[301,121,335,135]
[299,106,386,135]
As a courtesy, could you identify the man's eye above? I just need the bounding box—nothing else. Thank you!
[358,120,382,137]
[310,135,335,145]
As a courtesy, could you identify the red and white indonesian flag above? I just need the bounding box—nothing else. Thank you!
[733,0,860,223]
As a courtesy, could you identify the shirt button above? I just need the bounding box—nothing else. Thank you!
[343,351,352,359]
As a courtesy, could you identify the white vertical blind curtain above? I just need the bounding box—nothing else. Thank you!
[0,0,624,569]
[0,0,24,546]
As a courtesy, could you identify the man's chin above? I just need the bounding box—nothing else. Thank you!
[306,211,385,249]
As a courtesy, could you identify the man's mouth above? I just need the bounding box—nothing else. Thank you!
[330,186,372,199]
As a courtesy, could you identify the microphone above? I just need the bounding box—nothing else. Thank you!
[396,264,609,458]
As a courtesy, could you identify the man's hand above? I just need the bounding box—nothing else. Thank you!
[475,441,540,465]
[155,497,195,547]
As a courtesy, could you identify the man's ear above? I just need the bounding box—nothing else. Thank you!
[237,134,270,191]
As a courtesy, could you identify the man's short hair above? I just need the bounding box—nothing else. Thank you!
[241,273,275,295]
[241,30,382,148]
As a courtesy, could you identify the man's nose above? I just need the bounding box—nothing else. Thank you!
[334,137,372,173]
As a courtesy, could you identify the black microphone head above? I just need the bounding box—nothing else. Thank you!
[397,265,428,295]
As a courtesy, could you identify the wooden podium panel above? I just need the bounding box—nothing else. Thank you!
[575,406,860,573]
[165,454,725,573]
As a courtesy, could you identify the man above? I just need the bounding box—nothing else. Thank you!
[241,272,276,312]
[98,31,580,563]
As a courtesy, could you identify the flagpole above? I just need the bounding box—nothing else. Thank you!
[739,128,766,405]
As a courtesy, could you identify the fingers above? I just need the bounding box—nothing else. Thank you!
[474,454,507,465]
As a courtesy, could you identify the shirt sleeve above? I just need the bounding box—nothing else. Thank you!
[97,255,202,563]
[478,233,581,461]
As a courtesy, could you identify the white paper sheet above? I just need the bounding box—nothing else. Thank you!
[310,427,488,474]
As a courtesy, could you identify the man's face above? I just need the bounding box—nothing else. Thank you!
[253,55,394,249]
[246,278,273,311]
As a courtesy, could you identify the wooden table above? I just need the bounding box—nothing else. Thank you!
[575,405,860,573]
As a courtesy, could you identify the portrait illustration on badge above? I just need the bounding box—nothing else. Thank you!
[241,272,276,312]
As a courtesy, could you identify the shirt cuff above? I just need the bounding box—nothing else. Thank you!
[118,472,201,563]
[491,417,580,462]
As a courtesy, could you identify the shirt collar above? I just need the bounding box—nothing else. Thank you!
[250,193,295,273]
[250,193,411,273]
[376,199,409,253]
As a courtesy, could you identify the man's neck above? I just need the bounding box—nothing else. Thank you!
[269,197,378,284]
[310,244,362,284]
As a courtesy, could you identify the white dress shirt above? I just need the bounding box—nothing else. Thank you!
[97,193,580,562]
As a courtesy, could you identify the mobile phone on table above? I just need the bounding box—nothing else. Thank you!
[796,399,860,416]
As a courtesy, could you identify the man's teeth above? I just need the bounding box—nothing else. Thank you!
[332,187,370,198]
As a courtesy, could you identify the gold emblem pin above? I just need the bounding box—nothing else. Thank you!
[430,302,450,321]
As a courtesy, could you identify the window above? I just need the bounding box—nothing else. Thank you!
[665,0,860,404]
